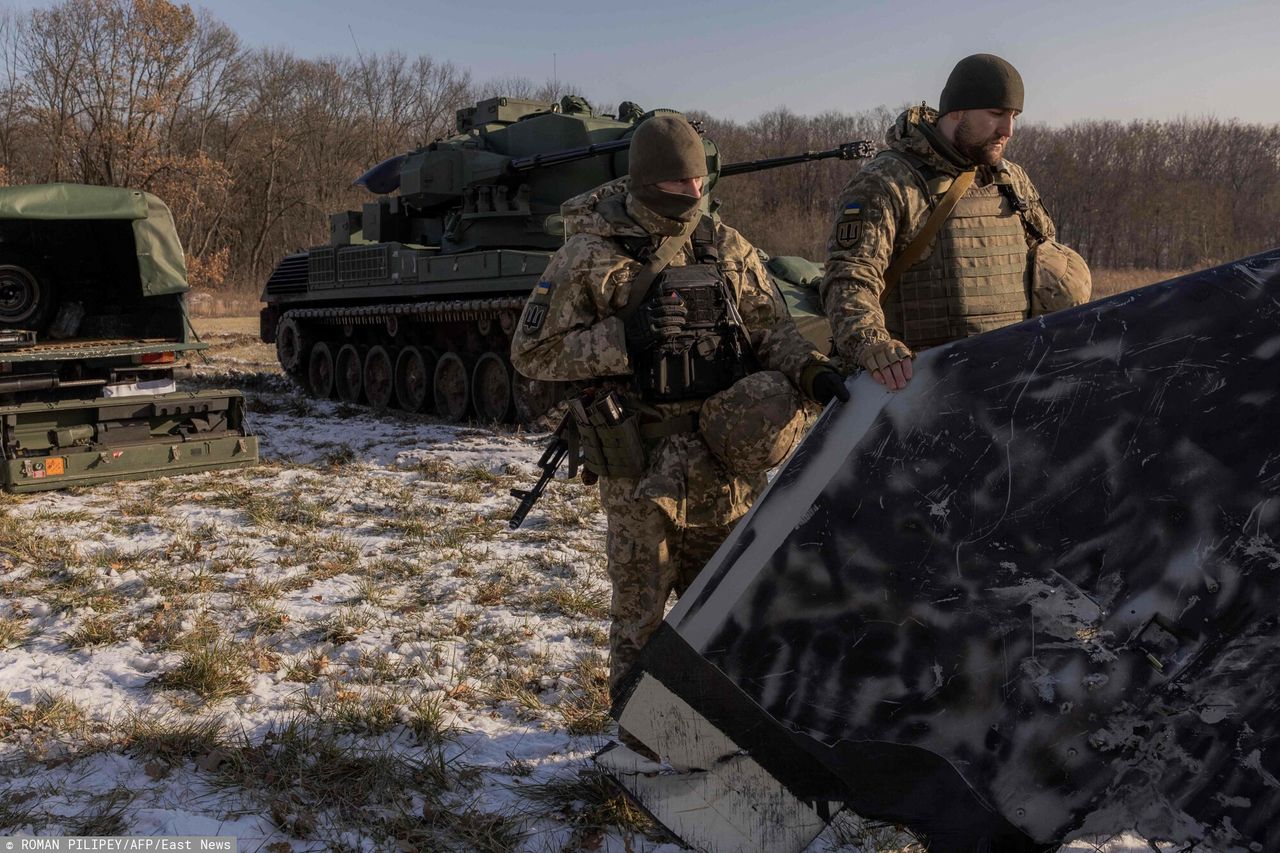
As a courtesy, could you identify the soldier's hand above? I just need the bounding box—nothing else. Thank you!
[801,363,850,405]
[859,340,914,391]
[626,292,692,352]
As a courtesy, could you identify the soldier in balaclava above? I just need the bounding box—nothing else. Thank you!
[512,113,846,758]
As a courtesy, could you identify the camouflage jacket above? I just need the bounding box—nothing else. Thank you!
[820,105,1056,366]
[511,177,826,526]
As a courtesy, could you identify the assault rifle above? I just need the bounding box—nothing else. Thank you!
[509,413,573,529]
[510,390,624,528]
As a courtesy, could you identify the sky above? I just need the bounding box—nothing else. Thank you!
[6,0,1279,125]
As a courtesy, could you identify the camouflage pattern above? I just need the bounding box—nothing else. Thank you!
[603,490,737,695]
[511,177,827,695]
[821,105,1056,366]
[699,370,806,476]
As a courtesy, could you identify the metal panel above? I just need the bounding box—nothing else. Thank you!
[337,245,390,283]
[309,248,336,286]
[612,249,1280,852]
[1,389,258,492]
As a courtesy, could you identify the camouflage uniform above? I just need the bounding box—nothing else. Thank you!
[821,105,1056,366]
[512,177,827,696]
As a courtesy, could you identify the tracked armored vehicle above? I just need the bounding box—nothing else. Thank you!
[0,183,257,492]
[259,96,866,423]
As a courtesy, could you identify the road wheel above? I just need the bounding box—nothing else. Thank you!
[472,351,514,423]
[394,346,436,413]
[433,352,470,422]
[363,345,394,412]
[335,344,364,403]
[0,257,57,333]
[275,315,311,377]
[308,342,335,398]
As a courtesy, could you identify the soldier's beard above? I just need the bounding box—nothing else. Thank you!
[953,115,1008,167]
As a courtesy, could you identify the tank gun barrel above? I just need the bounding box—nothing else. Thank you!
[509,138,876,178]
[507,138,634,173]
[718,140,876,178]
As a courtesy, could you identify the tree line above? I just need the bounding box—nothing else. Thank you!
[0,0,1276,291]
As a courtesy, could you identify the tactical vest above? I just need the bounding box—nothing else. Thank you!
[882,156,1030,350]
[620,217,755,402]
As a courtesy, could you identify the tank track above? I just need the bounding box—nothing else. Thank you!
[275,296,561,425]
[283,296,526,325]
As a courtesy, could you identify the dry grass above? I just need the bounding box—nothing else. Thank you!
[151,632,253,701]
[0,332,662,849]
[516,765,666,846]
[0,614,33,649]
[558,653,612,736]
[64,615,125,649]
[69,787,133,836]
[210,714,463,846]
[121,712,228,765]
[1090,267,1195,300]
[1,690,95,753]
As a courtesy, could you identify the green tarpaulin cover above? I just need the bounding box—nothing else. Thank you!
[0,183,189,296]
[766,254,832,354]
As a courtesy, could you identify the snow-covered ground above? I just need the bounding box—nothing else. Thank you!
[0,322,1153,852]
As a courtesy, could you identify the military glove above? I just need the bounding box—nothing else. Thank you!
[801,363,850,405]
[858,339,914,390]
[626,292,693,353]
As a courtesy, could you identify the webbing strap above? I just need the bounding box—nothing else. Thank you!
[621,215,700,320]
[883,169,975,289]
[997,182,1048,244]
[639,413,699,439]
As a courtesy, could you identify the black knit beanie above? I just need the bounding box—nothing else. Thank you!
[939,54,1024,115]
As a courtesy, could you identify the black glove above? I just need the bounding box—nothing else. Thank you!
[803,364,850,405]
[626,292,693,353]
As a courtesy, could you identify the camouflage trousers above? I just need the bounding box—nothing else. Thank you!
[602,492,738,700]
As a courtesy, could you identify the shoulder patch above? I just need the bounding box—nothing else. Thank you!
[522,303,548,333]
[836,219,865,248]
[522,280,553,333]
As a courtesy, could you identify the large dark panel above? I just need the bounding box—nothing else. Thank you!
[633,249,1280,852]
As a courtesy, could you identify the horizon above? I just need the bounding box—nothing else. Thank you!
[1,0,1277,127]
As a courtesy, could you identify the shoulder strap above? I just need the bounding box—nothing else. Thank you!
[997,181,1048,245]
[620,215,700,320]
[883,169,975,289]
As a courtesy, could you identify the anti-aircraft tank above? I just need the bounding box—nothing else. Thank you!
[259,95,869,423]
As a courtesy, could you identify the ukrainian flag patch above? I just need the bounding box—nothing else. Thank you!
[534,280,552,296]
[842,202,862,216]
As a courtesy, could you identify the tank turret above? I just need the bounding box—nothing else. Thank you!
[260,96,871,424]
[341,95,718,254]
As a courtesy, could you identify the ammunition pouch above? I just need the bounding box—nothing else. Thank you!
[569,391,701,480]
[569,391,647,479]
[576,415,648,479]
[630,264,754,402]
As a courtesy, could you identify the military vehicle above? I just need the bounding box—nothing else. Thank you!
[0,183,258,492]
[259,96,864,423]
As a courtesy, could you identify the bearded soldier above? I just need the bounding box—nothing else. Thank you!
[511,114,846,755]
[822,53,1090,391]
